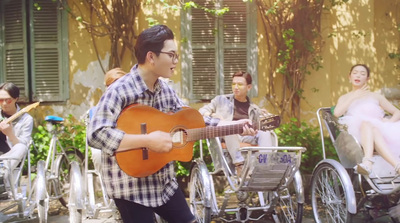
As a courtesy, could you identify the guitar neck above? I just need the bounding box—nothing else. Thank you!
[187,123,245,141]
[4,108,27,124]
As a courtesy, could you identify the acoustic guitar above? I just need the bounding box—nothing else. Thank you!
[0,102,40,152]
[115,104,281,178]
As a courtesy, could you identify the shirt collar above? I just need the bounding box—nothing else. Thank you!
[130,64,162,94]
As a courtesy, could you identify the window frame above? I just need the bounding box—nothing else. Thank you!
[181,0,258,102]
[0,0,69,102]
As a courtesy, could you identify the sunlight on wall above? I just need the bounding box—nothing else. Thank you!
[301,0,400,122]
[69,54,110,119]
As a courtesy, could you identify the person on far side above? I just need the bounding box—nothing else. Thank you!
[199,71,275,176]
[334,64,400,176]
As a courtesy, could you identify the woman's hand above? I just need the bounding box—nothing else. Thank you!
[351,84,370,99]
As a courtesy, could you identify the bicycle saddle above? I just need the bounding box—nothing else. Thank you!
[45,116,64,123]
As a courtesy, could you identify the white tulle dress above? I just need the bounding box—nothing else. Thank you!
[339,97,400,157]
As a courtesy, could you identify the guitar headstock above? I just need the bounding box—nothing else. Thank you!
[257,114,281,131]
[23,102,40,112]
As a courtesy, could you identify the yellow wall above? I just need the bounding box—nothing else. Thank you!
[31,0,399,126]
[302,0,400,124]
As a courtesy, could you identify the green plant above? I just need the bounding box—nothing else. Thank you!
[175,140,213,177]
[29,116,88,170]
[257,0,349,123]
[30,124,52,167]
[274,118,337,174]
[58,115,86,153]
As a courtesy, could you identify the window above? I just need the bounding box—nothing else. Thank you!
[0,0,69,102]
[181,0,257,101]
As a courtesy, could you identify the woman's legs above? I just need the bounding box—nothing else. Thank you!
[372,127,400,173]
[358,121,400,175]
[357,122,375,174]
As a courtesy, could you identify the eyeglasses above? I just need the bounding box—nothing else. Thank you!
[0,98,13,104]
[159,51,179,62]
[231,83,246,88]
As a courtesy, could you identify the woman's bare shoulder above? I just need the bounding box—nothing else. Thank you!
[370,91,385,100]
[337,92,351,101]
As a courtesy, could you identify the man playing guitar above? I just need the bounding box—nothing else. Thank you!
[88,25,254,223]
[0,82,33,155]
[0,82,34,199]
[199,71,276,176]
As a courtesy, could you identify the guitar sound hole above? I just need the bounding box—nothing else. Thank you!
[171,128,188,148]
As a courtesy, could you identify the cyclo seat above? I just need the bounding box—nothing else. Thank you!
[320,107,400,193]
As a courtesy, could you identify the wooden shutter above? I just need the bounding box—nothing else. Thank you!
[189,0,249,100]
[30,0,66,101]
[191,0,217,100]
[222,0,247,94]
[0,0,29,101]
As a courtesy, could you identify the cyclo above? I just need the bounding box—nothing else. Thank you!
[70,105,305,223]
[189,113,306,223]
[68,108,119,223]
[310,107,400,222]
[0,140,38,222]
[0,102,42,222]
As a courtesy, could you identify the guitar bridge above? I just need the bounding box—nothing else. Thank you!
[141,123,149,160]
[142,148,148,160]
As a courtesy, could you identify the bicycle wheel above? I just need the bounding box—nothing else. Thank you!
[311,163,355,223]
[273,186,303,223]
[68,161,84,223]
[36,160,48,223]
[49,146,84,207]
[189,162,212,223]
[275,172,304,223]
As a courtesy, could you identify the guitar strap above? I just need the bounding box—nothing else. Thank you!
[0,133,10,154]
[0,112,11,154]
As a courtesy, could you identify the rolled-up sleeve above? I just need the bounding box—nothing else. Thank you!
[87,89,125,156]
[199,96,223,127]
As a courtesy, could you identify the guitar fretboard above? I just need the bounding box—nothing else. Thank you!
[186,123,245,141]
[5,108,27,124]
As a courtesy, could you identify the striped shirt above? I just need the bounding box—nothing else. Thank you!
[87,64,187,207]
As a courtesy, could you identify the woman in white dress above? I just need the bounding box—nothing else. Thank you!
[334,64,400,175]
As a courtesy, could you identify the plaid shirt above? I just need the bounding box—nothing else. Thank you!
[87,65,187,207]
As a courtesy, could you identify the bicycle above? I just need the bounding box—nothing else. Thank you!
[68,108,166,223]
[35,115,84,222]
[68,109,119,223]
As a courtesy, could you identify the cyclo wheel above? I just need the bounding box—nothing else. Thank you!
[189,161,212,223]
[49,146,84,207]
[311,162,355,223]
[68,161,84,223]
[36,160,48,223]
[274,171,304,223]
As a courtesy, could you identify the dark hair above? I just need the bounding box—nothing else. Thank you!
[232,71,252,85]
[350,64,370,77]
[0,82,20,99]
[134,25,174,64]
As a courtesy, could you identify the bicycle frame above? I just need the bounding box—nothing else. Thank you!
[44,123,70,171]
